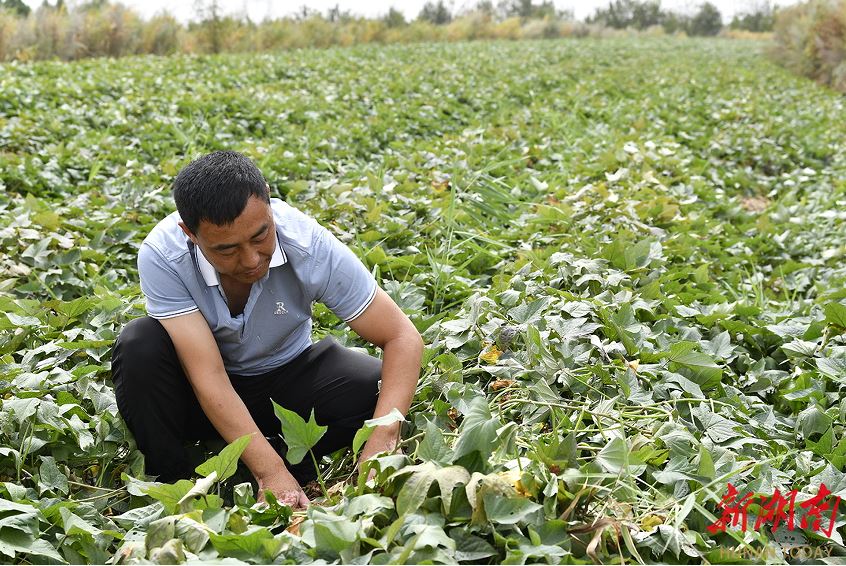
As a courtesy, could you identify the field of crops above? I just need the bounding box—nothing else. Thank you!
[2,37,846,563]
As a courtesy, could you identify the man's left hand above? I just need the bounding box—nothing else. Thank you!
[357,423,401,476]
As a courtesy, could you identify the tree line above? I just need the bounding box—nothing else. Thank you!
[0,0,777,62]
[416,0,775,35]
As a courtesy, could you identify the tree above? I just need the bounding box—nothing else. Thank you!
[631,0,662,28]
[194,0,223,53]
[383,6,406,28]
[589,0,664,30]
[294,5,318,21]
[1,0,30,16]
[688,2,722,36]
[38,0,64,10]
[730,0,774,32]
[662,11,689,34]
[326,4,352,23]
[418,0,451,25]
[474,0,495,18]
[500,0,557,19]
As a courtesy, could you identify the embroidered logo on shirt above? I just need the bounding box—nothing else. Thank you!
[274,301,288,316]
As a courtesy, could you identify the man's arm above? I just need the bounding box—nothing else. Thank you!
[157,311,308,508]
[347,288,424,462]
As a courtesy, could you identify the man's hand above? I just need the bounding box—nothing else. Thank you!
[257,467,309,509]
[347,288,422,479]
[157,313,311,509]
[357,422,401,479]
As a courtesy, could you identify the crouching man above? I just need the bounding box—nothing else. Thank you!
[112,150,423,508]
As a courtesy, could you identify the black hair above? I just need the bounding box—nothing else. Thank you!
[172,150,270,235]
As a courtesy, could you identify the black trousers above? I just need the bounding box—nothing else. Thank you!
[111,317,381,484]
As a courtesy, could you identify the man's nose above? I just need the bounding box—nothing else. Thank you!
[242,249,261,269]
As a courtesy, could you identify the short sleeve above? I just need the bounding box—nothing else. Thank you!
[138,243,199,319]
[307,226,377,322]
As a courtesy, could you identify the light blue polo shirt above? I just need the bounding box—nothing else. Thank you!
[137,198,378,376]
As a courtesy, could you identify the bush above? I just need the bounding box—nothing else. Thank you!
[76,4,143,58]
[772,0,846,91]
[139,14,182,55]
[0,9,16,60]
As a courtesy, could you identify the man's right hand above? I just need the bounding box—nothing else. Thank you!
[256,468,309,509]
[157,313,311,510]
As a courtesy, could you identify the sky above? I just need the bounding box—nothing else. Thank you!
[23,0,798,23]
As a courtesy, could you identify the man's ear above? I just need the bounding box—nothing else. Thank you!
[178,221,199,245]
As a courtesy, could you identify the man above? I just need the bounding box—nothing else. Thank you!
[112,150,423,508]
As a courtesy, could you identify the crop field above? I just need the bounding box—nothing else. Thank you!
[1,37,846,563]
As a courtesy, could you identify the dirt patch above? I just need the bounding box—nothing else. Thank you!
[741,195,771,213]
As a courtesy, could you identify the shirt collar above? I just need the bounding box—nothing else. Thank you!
[195,234,287,287]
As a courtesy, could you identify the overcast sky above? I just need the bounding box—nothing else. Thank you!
[24,0,798,23]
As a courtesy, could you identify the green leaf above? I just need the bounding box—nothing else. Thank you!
[692,406,743,444]
[808,428,834,457]
[702,331,734,360]
[302,508,363,560]
[396,461,438,515]
[532,432,576,470]
[824,302,846,329]
[825,437,846,470]
[796,404,832,439]
[345,494,395,518]
[209,527,282,561]
[149,539,186,564]
[450,528,497,561]
[596,437,627,474]
[195,434,252,481]
[112,503,164,530]
[0,529,64,562]
[271,402,327,465]
[406,524,455,550]
[434,466,471,514]
[453,397,500,471]
[311,514,361,556]
[669,350,722,389]
[415,419,453,465]
[145,516,176,553]
[482,493,543,525]
[144,480,195,515]
[508,297,551,324]
[604,237,655,271]
[6,313,40,327]
[697,444,715,480]
[817,357,846,381]
[351,408,405,458]
[38,456,68,496]
[175,517,210,554]
[60,507,101,538]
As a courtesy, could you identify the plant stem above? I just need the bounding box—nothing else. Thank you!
[309,450,328,498]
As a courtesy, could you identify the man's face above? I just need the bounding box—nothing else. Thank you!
[180,195,276,285]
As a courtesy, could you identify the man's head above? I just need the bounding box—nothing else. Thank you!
[173,150,270,235]
[173,151,276,284]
